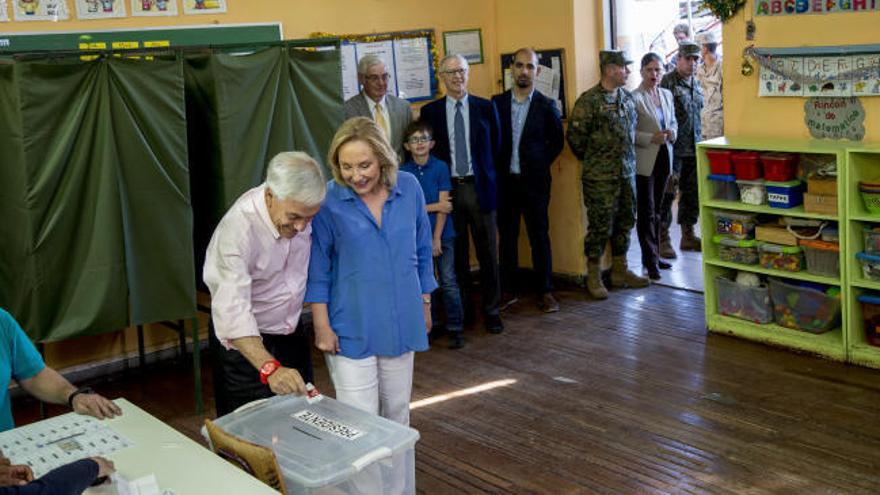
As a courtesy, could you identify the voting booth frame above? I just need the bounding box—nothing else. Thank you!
[698,136,880,369]
[0,33,346,413]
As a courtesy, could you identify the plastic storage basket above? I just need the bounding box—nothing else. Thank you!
[206,395,420,495]
[864,226,880,254]
[768,278,841,333]
[799,239,840,277]
[856,252,880,281]
[713,210,757,240]
[706,149,734,175]
[766,180,804,208]
[736,179,766,205]
[760,153,798,182]
[713,235,759,265]
[859,181,880,215]
[732,151,762,180]
[709,174,740,201]
[715,276,773,324]
[759,243,805,272]
[857,294,880,347]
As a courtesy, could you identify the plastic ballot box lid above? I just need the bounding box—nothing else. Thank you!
[208,394,420,489]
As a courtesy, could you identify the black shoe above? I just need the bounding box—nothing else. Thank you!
[647,267,661,280]
[486,314,504,334]
[658,260,672,270]
[448,333,464,349]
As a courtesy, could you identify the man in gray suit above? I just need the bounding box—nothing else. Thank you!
[343,54,413,156]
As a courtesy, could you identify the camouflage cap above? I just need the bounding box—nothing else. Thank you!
[695,31,718,45]
[599,50,633,68]
[678,41,701,58]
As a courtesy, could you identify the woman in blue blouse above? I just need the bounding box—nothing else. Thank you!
[306,117,436,426]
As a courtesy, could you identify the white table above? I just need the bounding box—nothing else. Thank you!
[67,399,277,494]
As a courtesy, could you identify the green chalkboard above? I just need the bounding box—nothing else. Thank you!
[0,23,282,53]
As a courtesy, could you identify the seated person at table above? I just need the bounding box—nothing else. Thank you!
[0,453,114,495]
[0,309,121,433]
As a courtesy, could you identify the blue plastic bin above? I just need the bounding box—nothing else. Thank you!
[766,180,804,208]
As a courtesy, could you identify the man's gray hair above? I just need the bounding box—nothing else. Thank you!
[357,54,386,76]
[265,151,326,206]
[440,53,469,72]
[673,23,691,38]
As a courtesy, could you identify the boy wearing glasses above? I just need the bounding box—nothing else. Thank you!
[400,121,466,349]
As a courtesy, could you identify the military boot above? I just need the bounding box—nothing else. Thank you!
[586,259,608,300]
[659,228,677,259]
[611,256,650,289]
[680,224,702,252]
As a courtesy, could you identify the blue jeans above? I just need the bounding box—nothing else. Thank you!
[433,237,464,332]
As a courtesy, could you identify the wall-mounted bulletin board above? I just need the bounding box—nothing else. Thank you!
[314,29,438,103]
[500,48,568,118]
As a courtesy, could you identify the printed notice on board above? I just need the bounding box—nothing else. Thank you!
[131,0,178,16]
[14,0,69,21]
[1,1,8,22]
[393,37,432,100]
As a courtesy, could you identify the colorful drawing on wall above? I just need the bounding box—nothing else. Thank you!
[76,0,127,19]
[131,0,177,16]
[803,56,849,97]
[182,0,224,15]
[852,54,880,96]
[1,1,9,22]
[13,0,69,20]
[759,56,784,97]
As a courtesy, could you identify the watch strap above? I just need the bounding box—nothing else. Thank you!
[67,386,94,409]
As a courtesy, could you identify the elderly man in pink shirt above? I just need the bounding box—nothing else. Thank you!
[204,151,326,415]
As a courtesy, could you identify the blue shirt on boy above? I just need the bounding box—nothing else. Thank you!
[0,309,46,431]
[399,156,455,241]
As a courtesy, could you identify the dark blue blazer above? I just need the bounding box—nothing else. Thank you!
[491,89,564,191]
[419,94,501,212]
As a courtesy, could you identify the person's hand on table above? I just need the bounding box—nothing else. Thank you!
[315,324,340,354]
[90,457,115,479]
[72,393,122,420]
[0,454,33,487]
[267,367,307,396]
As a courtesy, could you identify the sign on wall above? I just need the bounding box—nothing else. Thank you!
[131,0,178,16]
[756,0,880,16]
[182,0,226,15]
[76,0,127,20]
[804,97,865,141]
[758,54,880,97]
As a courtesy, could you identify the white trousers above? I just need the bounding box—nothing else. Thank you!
[324,352,415,426]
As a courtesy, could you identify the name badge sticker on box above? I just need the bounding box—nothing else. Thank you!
[291,410,364,441]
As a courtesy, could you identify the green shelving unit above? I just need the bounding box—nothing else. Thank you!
[698,137,862,365]
[845,148,880,369]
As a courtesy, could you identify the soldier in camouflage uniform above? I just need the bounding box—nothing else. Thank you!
[696,31,723,140]
[659,41,704,258]
[567,50,650,300]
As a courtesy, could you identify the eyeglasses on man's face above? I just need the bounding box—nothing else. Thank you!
[442,68,467,77]
[365,73,391,83]
[407,135,432,144]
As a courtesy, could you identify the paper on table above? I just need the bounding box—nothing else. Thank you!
[114,473,167,495]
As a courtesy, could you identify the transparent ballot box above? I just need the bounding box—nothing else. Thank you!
[207,395,419,495]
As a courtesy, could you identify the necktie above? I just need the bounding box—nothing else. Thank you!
[454,101,468,177]
[374,103,390,138]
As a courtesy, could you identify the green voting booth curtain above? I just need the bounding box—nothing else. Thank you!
[0,41,341,342]
[0,55,196,342]
[185,43,343,274]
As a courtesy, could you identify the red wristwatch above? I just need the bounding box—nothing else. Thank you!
[259,359,282,384]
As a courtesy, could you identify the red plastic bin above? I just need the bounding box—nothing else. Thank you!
[761,153,798,182]
[732,151,762,180]
[706,149,734,175]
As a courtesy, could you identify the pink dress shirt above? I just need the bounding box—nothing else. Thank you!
[203,184,311,349]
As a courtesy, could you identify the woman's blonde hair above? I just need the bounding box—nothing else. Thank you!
[327,117,399,190]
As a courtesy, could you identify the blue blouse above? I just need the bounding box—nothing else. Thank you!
[305,172,438,359]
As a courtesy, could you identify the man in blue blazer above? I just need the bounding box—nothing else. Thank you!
[419,54,504,334]
[492,48,564,313]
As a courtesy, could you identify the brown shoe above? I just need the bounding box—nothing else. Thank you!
[680,224,702,252]
[659,228,677,259]
[587,260,608,300]
[540,293,560,313]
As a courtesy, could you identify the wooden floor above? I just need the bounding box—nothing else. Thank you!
[13,285,880,494]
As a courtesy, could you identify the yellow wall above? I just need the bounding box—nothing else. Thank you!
[723,2,880,141]
[3,0,605,367]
